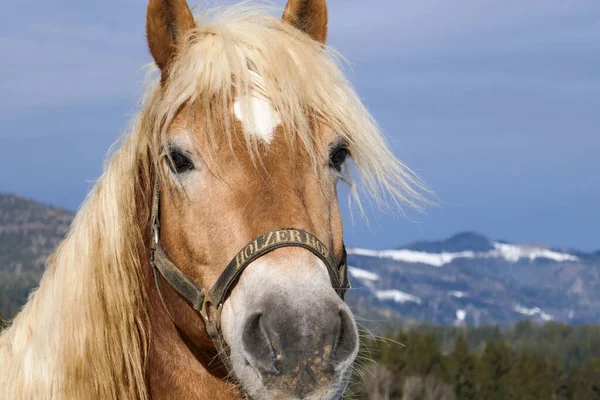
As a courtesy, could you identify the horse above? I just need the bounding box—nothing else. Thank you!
[0,0,426,398]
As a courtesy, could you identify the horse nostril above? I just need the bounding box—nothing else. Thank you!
[241,312,279,374]
[333,308,358,365]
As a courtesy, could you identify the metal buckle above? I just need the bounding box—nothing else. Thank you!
[152,221,160,245]
[199,289,215,324]
[200,289,223,339]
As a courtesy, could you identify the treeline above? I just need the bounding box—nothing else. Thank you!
[0,275,39,319]
[348,321,600,400]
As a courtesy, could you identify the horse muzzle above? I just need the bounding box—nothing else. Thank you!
[220,249,359,400]
[241,299,357,396]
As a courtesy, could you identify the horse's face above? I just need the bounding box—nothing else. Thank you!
[148,0,359,398]
[160,106,357,398]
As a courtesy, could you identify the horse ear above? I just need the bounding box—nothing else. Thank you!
[146,0,195,77]
[282,0,328,43]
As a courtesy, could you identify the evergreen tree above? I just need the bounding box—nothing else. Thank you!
[569,358,600,400]
[452,335,477,400]
[507,350,557,400]
[0,313,6,332]
[478,340,513,400]
[373,329,410,398]
[547,356,569,400]
[404,331,443,378]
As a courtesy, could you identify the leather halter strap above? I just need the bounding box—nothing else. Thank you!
[149,181,351,372]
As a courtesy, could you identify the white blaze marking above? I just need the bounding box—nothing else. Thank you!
[233,96,281,143]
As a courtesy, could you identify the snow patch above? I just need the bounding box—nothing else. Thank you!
[348,248,474,267]
[348,267,379,281]
[349,242,578,267]
[376,290,422,304]
[514,305,553,321]
[490,243,578,263]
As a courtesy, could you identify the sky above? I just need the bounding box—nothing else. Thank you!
[1,0,599,251]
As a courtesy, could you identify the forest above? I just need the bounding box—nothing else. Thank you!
[348,320,600,399]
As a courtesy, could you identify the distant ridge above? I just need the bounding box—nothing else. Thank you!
[0,193,73,318]
[400,231,494,253]
[399,232,598,259]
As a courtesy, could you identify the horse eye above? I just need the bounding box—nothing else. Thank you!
[330,147,349,172]
[168,150,194,173]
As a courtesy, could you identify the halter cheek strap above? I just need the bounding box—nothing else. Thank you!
[149,181,351,373]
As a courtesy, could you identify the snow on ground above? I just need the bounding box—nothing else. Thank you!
[349,243,578,267]
[376,290,422,304]
[514,304,553,321]
[348,266,379,281]
[348,248,474,267]
[489,243,578,263]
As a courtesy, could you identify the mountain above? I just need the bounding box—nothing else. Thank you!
[0,194,73,318]
[1,193,598,329]
[346,232,600,328]
[400,231,494,253]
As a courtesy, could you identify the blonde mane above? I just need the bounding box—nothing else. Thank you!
[152,5,428,209]
[0,4,427,399]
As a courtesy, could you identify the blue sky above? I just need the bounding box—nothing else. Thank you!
[1,1,599,251]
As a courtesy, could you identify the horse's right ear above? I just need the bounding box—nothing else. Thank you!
[146,0,195,78]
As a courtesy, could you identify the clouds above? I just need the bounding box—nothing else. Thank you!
[0,1,147,112]
[2,0,599,109]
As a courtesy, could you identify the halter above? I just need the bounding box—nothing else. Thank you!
[149,181,351,372]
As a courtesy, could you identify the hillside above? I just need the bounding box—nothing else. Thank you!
[347,232,600,328]
[0,194,72,318]
[1,194,599,330]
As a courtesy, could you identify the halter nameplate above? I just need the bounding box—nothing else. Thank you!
[212,228,347,309]
[152,229,349,321]
[235,229,334,270]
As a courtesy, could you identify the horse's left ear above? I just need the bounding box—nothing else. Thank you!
[282,0,328,43]
[147,0,196,78]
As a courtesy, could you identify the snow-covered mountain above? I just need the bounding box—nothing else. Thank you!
[345,232,600,328]
[349,234,579,267]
